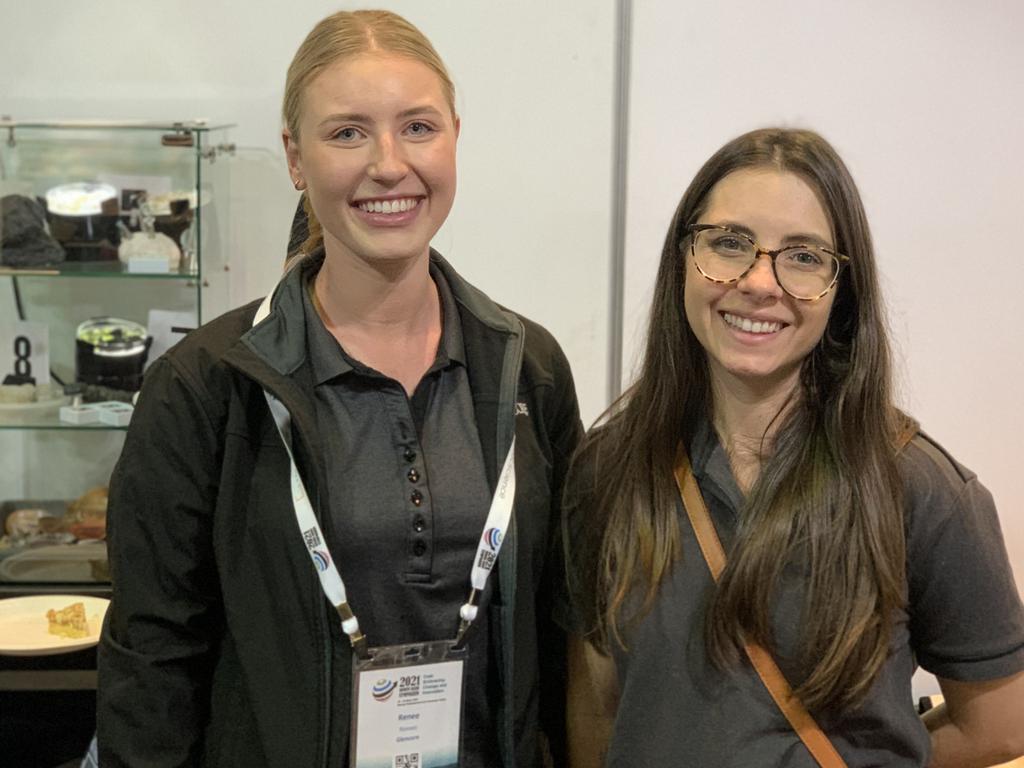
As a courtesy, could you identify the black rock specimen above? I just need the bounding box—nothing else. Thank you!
[1,194,66,267]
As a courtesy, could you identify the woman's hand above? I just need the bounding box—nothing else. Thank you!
[567,633,620,768]
[924,669,1024,767]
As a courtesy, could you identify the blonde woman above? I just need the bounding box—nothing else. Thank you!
[98,11,581,767]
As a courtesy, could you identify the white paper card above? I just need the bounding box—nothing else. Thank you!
[353,658,463,768]
[0,321,50,385]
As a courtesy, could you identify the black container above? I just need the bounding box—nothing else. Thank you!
[43,183,121,262]
[75,317,152,392]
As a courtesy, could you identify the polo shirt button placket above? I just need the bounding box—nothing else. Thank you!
[406,449,428,560]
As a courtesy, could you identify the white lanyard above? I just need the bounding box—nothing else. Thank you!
[253,292,517,656]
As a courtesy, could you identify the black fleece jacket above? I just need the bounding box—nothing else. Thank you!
[98,253,583,767]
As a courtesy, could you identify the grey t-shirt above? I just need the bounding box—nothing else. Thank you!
[558,421,1024,767]
[300,265,499,767]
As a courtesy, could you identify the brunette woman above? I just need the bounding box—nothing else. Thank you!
[98,10,581,767]
[559,128,1024,768]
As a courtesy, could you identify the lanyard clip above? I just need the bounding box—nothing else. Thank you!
[336,602,369,660]
[454,589,480,648]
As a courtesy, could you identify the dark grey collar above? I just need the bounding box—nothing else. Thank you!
[301,260,467,385]
[242,249,518,379]
[689,416,746,515]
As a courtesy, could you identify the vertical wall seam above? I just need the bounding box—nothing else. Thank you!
[607,0,632,405]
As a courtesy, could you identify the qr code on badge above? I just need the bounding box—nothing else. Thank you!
[394,753,420,768]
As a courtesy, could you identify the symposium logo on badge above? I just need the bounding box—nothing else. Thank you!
[372,678,396,702]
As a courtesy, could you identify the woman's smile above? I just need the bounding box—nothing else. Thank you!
[719,310,788,336]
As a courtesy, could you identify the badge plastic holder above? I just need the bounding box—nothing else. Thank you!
[350,640,468,768]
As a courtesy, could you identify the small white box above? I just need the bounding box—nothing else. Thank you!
[60,403,102,424]
[126,255,171,273]
[95,401,134,427]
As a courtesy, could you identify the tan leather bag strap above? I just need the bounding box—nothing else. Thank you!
[673,446,849,768]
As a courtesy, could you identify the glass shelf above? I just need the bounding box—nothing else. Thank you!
[0,118,229,591]
[0,261,199,280]
[0,413,129,432]
[1,118,232,133]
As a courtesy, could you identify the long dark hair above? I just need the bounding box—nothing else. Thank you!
[569,128,914,712]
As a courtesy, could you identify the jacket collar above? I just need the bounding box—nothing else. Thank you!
[429,249,520,336]
[241,248,520,379]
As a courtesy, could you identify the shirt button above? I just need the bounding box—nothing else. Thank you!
[413,516,426,533]
[411,490,423,506]
[403,448,416,462]
[413,540,427,557]
[407,468,420,483]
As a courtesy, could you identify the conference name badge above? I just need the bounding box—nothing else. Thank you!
[350,640,467,768]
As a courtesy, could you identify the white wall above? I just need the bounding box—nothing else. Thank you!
[0,0,617,423]
[3,0,1021,695]
[623,0,1024,695]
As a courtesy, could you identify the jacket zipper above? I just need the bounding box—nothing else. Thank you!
[318,566,332,768]
[269,388,333,768]
[230,366,335,768]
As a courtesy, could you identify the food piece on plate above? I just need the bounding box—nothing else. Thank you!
[69,520,107,540]
[46,601,90,639]
[66,486,108,540]
[4,508,53,538]
[68,486,108,521]
[37,515,69,534]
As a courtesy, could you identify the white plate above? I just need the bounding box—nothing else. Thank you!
[0,594,109,656]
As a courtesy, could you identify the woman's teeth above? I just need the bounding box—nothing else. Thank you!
[357,198,418,214]
[723,312,783,334]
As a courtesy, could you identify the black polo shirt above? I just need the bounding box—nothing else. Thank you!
[298,263,498,767]
[558,420,1024,767]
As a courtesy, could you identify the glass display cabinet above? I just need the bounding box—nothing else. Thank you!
[0,119,235,767]
[0,119,234,599]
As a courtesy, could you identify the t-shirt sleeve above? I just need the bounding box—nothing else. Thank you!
[904,436,1024,681]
